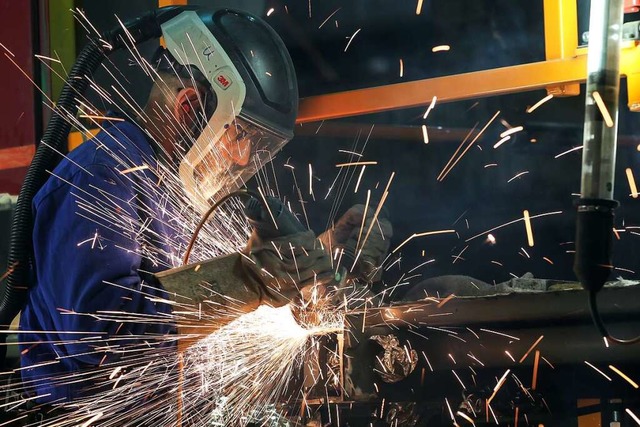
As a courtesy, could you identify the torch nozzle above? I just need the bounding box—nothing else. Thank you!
[573,198,617,293]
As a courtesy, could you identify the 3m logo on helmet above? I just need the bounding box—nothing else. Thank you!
[214,72,232,89]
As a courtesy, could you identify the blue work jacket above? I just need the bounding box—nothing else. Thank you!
[19,120,179,403]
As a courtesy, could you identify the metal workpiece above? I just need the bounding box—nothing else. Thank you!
[362,281,640,329]
[334,283,640,402]
[292,281,640,418]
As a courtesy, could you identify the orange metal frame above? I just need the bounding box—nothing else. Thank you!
[296,0,640,123]
[2,0,637,165]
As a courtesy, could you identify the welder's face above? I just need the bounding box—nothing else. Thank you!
[183,114,290,209]
[220,121,251,166]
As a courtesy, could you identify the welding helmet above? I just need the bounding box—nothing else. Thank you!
[158,8,298,209]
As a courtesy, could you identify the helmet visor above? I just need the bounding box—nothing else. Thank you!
[180,115,289,210]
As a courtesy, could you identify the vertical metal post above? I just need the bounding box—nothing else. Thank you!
[574,0,625,292]
[581,0,624,200]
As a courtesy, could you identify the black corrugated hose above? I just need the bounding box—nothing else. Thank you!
[0,6,186,369]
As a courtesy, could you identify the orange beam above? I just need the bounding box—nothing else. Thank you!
[298,57,589,123]
[297,43,640,123]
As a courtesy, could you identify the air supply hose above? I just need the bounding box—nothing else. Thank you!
[0,6,187,368]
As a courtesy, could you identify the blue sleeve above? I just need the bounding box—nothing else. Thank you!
[32,162,175,366]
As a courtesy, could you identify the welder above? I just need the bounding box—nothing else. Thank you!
[11,7,392,409]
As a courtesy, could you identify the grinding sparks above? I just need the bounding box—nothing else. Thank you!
[554,145,583,158]
[352,165,366,193]
[519,335,544,363]
[499,125,524,138]
[421,124,429,143]
[120,164,149,174]
[438,111,500,181]
[479,328,520,341]
[0,20,363,423]
[452,370,466,389]
[531,350,540,390]
[584,361,612,381]
[592,90,614,127]
[526,93,553,113]
[0,42,15,57]
[4,8,617,426]
[344,28,362,52]
[35,53,62,63]
[465,211,563,242]
[486,369,511,421]
[457,411,476,426]
[523,210,534,247]
[423,95,437,119]
[507,171,529,183]
[392,229,457,254]
[626,408,640,425]
[336,161,377,168]
[318,8,341,29]
[626,168,639,198]
[609,365,639,389]
[432,44,450,52]
[493,135,511,149]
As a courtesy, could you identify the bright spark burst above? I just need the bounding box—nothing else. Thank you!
[2,7,626,427]
[0,13,360,425]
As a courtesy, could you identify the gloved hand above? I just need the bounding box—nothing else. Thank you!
[319,204,393,283]
[240,230,334,307]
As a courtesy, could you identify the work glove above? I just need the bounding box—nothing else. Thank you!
[318,204,393,283]
[240,230,334,308]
